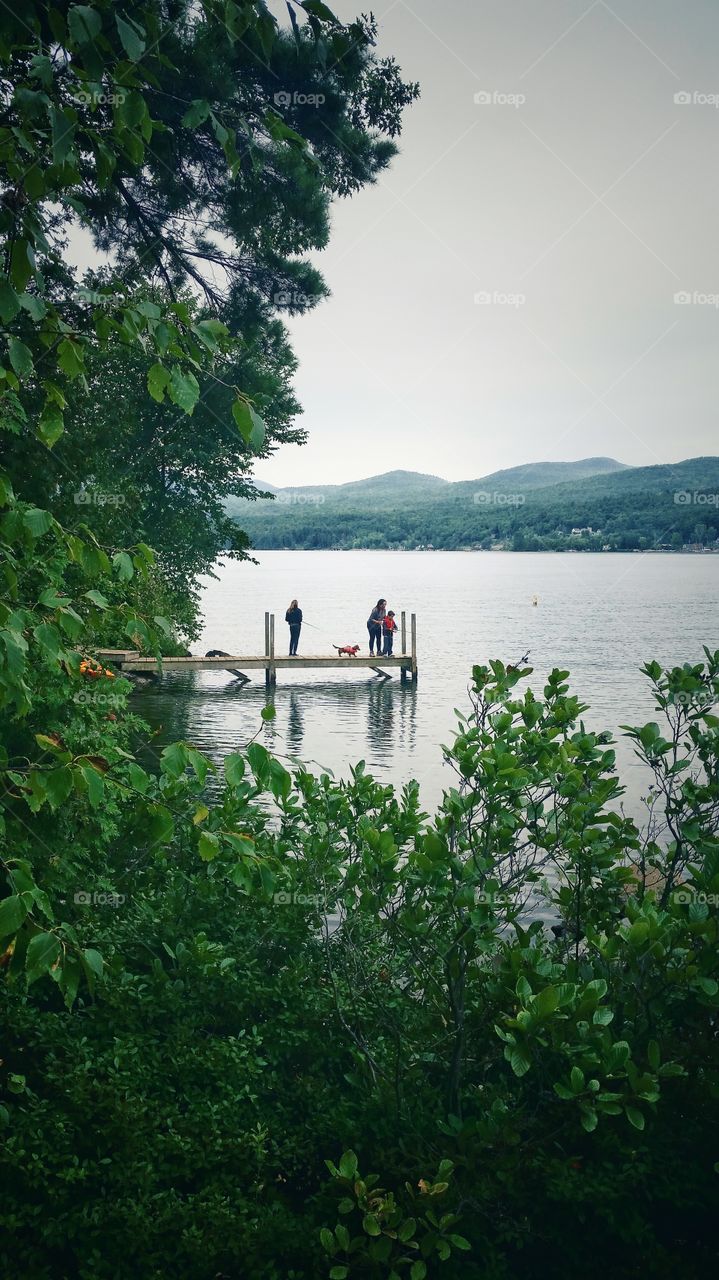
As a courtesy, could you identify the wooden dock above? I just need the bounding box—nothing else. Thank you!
[97,611,418,687]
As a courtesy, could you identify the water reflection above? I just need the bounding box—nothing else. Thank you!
[132,669,419,791]
[366,676,418,760]
[286,690,304,756]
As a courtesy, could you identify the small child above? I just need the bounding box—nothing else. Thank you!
[382,610,397,656]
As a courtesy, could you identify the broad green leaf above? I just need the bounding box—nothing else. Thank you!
[84,589,109,609]
[23,507,52,538]
[19,291,47,320]
[33,622,63,658]
[397,1218,416,1242]
[57,338,84,377]
[182,99,212,128]
[8,338,33,378]
[232,398,253,442]
[625,1106,645,1131]
[147,362,170,402]
[38,402,64,446]
[224,0,252,42]
[49,107,75,165]
[115,12,145,60]
[43,766,74,811]
[448,1235,471,1251]
[534,985,558,1017]
[0,894,27,939]
[249,407,266,450]
[199,831,221,862]
[168,366,200,414]
[79,762,104,808]
[160,742,189,778]
[224,753,245,786]
[25,931,61,985]
[302,0,338,20]
[67,4,102,44]
[83,947,104,978]
[509,1046,530,1077]
[0,280,20,323]
[113,551,134,582]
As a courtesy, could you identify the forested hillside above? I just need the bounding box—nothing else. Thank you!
[227,456,719,551]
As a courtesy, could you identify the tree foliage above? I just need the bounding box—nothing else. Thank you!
[1,0,418,632]
[1,647,719,1277]
[1,6,718,1279]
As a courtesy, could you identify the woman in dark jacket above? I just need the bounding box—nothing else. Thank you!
[366,598,386,656]
[286,599,302,655]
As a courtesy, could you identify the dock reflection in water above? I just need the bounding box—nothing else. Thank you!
[132,670,419,795]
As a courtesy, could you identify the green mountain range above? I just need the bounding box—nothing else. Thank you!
[226,456,719,552]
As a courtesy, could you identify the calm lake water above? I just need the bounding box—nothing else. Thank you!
[134,551,718,819]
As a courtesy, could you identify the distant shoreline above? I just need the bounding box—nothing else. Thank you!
[247,546,719,555]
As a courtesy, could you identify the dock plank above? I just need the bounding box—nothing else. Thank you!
[103,654,412,672]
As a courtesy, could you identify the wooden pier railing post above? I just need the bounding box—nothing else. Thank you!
[264,611,270,688]
[269,612,276,688]
[410,612,417,683]
[401,610,407,654]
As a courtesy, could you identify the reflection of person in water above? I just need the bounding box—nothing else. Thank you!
[285,599,302,655]
[367,678,396,762]
[287,690,304,755]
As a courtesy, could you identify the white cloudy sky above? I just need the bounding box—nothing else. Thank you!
[263,0,719,485]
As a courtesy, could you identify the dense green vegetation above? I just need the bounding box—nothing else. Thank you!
[227,457,719,551]
[1,4,719,1279]
[1,0,417,638]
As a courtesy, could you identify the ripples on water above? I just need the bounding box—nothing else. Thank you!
[133,550,718,820]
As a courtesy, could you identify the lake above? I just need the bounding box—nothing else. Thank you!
[133,550,718,819]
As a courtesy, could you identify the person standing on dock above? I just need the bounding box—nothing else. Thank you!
[367,598,386,655]
[285,599,302,655]
[382,610,397,656]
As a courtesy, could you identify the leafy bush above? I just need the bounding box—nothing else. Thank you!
[2,608,718,1276]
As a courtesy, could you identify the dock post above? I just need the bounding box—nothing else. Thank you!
[264,611,270,688]
[269,612,276,688]
[400,611,408,682]
[410,612,417,683]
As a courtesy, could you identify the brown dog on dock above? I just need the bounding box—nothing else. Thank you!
[333,644,361,657]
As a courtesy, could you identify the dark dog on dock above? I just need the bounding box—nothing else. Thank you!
[205,649,231,658]
[333,644,361,657]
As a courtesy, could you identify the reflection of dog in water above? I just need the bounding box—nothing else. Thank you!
[333,644,361,657]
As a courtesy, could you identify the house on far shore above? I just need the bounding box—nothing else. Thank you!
[570,526,597,536]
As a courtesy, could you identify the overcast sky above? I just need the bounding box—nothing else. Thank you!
[262,0,719,486]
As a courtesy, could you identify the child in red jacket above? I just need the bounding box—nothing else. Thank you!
[382,610,397,656]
